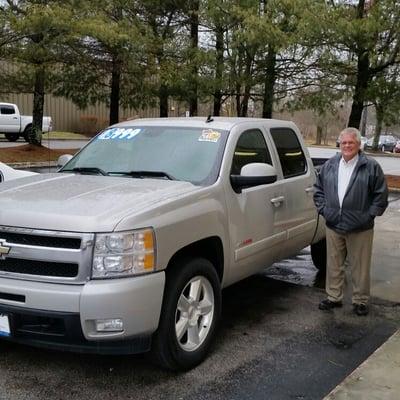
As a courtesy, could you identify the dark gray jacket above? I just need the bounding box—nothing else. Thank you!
[314,152,388,233]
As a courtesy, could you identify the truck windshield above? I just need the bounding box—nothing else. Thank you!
[60,126,229,185]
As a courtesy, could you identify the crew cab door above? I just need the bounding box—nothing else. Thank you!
[224,128,288,284]
[0,104,20,132]
[269,127,317,256]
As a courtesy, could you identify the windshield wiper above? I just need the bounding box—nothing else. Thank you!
[62,167,109,176]
[109,170,176,180]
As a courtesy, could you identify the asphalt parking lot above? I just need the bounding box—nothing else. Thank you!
[1,274,398,400]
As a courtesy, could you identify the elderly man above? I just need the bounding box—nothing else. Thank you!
[314,127,388,316]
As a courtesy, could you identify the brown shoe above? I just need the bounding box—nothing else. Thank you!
[319,299,343,310]
[353,303,369,316]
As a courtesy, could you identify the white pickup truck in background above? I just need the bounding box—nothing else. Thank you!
[0,102,53,142]
[0,117,326,371]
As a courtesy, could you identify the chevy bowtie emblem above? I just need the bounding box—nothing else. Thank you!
[0,239,11,259]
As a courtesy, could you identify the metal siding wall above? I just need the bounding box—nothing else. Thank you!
[1,92,111,132]
[2,92,194,132]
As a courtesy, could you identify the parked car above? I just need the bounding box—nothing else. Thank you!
[0,102,53,142]
[393,140,400,154]
[336,135,367,150]
[0,162,37,182]
[0,117,327,371]
[364,135,397,152]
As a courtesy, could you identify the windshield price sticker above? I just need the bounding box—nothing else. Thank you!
[198,129,221,143]
[0,314,10,337]
[98,128,142,140]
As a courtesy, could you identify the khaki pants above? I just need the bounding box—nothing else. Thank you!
[326,227,374,305]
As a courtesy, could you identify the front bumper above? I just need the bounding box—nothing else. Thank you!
[0,271,165,354]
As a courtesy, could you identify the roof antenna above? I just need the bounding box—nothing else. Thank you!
[206,115,214,123]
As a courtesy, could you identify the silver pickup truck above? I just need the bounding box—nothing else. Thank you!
[0,117,326,370]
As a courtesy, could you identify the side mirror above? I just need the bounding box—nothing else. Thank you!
[57,154,73,168]
[230,163,277,193]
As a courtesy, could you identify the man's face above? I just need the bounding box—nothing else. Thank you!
[340,133,360,161]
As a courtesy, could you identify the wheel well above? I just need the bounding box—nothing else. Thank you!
[166,237,224,282]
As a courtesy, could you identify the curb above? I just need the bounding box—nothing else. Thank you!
[8,161,57,168]
[323,329,400,399]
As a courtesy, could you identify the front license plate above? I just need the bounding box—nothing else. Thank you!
[0,314,11,337]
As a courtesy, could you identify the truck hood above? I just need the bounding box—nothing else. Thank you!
[0,173,200,232]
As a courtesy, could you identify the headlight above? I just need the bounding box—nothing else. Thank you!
[92,228,156,279]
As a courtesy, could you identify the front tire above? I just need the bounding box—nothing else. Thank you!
[151,257,221,371]
[311,238,326,273]
[5,132,19,142]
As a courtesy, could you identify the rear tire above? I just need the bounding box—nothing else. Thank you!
[23,125,32,142]
[5,132,19,142]
[311,238,326,272]
[150,257,221,371]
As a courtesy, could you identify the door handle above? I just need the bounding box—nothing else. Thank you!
[270,196,285,207]
[305,187,314,193]
[13,117,18,119]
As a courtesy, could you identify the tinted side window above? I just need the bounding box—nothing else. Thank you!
[270,128,307,178]
[231,129,272,175]
[0,105,16,115]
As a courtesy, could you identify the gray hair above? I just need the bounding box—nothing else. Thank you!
[339,127,361,144]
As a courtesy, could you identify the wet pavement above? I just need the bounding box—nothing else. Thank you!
[263,248,324,288]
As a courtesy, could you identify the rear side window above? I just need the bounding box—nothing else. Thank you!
[0,105,15,115]
[231,129,272,175]
[270,128,307,178]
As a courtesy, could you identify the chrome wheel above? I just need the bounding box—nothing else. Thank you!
[151,257,221,370]
[175,275,214,352]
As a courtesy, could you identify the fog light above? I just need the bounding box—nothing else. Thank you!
[95,318,124,332]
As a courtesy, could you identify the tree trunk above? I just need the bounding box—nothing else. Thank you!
[348,0,369,129]
[159,83,169,117]
[151,14,169,118]
[235,47,244,116]
[373,104,383,151]
[359,104,368,136]
[262,46,276,119]
[348,50,370,128]
[240,94,249,117]
[109,55,121,125]
[30,65,45,146]
[213,25,224,116]
[235,83,241,117]
[239,55,252,117]
[189,0,199,116]
[316,124,323,145]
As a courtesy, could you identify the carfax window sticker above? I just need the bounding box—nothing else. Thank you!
[198,129,221,143]
[98,128,142,140]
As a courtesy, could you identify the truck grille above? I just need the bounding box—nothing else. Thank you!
[0,227,94,283]
[0,231,81,249]
[0,258,78,278]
